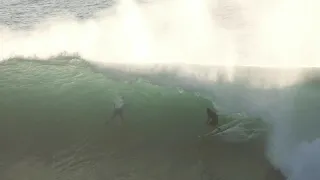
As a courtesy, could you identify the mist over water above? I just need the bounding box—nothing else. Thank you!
[1,0,320,180]
[2,0,320,67]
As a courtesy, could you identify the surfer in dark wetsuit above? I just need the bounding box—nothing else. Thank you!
[206,108,219,130]
[199,107,221,137]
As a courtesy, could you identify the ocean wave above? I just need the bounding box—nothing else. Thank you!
[1,56,320,180]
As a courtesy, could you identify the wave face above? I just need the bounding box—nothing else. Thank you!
[0,58,267,180]
[0,57,319,180]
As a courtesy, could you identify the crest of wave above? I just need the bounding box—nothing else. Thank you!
[1,0,320,87]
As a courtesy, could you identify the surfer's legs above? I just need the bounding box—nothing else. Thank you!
[200,108,220,137]
[107,108,124,124]
[206,117,211,124]
[110,109,118,119]
[119,112,124,122]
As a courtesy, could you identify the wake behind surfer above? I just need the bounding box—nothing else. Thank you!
[107,95,125,124]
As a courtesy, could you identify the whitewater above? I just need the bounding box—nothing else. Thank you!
[1,0,320,180]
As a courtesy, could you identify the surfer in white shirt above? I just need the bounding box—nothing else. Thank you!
[108,96,125,124]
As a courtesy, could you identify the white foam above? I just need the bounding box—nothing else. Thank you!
[208,79,320,180]
[287,139,320,180]
[1,0,319,85]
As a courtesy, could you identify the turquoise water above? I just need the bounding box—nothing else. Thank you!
[0,57,274,180]
[1,57,320,180]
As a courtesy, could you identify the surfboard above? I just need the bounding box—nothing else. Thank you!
[198,119,242,138]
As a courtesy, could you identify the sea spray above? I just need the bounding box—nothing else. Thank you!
[1,0,319,67]
[265,82,320,180]
[287,139,320,180]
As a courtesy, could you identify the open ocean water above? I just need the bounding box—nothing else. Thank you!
[1,0,320,180]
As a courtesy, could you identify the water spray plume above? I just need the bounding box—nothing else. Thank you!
[2,0,318,87]
[1,0,318,67]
